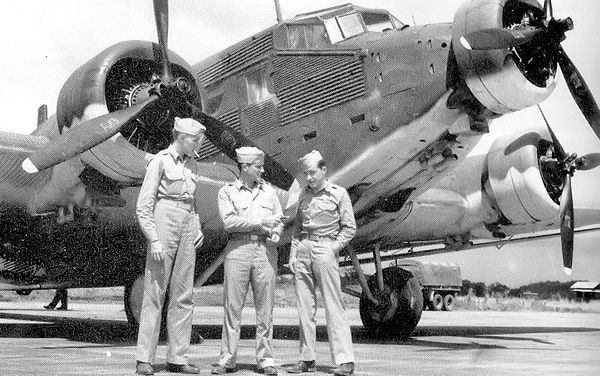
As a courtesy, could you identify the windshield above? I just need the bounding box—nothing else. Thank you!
[362,12,395,32]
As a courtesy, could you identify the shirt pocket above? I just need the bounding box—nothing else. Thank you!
[315,198,338,222]
[260,201,274,217]
[234,203,249,216]
[162,168,184,195]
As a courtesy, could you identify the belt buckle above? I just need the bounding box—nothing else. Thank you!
[250,234,259,241]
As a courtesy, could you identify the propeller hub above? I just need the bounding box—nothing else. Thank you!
[548,17,574,42]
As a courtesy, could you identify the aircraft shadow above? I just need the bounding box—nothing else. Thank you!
[0,311,598,351]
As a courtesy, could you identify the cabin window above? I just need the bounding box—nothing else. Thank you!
[245,67,273,105]
[362,12,395,32]
[287,24,330,49]
[324,18,344,44]
[336,12,365,39]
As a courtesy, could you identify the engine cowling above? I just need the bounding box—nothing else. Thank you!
[485,129,560,224]
[452,0,557,114]
[56,40,201,182]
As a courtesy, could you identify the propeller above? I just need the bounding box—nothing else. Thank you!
[186,101,295,191]
[460,0,600,141]
[21,0,177,174]
[536,105,600,274]
[22,96,159,173]
[153,0,173,83]
[555,45,600,139]
[23,0,296,193]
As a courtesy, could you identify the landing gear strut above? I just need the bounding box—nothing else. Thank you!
[359,267,423,338]
[345,245,423,338]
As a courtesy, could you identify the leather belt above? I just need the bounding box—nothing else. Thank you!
[301,233,336,242]
[231,233,267,242]
[158,199,195,212]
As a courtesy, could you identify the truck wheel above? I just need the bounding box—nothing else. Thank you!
[429,293,443,311]
[359,267,423,338]
[443,293,455,311]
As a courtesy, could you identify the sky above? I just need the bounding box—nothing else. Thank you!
[1,0,599,287]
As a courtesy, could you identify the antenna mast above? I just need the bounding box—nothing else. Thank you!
[274,0,283,23]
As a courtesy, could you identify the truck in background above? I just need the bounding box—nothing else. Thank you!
[396,259,462,311]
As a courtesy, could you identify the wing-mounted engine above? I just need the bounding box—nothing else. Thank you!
[484,129,559,225]
[56,40,201,183]
[450,0,556,120]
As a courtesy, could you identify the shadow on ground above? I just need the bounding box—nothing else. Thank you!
[0,310,598,350]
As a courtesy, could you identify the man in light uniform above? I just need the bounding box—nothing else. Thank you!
[135,117,206,375]
[212,147,283,376]
[286,150,356,376]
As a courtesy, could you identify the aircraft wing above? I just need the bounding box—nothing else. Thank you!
[340,225,600,268]
[0,131,53,208]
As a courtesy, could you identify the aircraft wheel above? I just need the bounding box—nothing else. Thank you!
[124,273,170,330]
[359,267,423,338]
[124,274,145,325]
[429,293,444,311]
[442,293,455,311]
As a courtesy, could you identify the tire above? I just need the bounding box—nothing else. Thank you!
[430,293,443,311]
[443,293,455,311]
[124,274,145,325]
[359,267,423,338]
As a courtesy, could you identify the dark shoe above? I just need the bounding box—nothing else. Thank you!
[211,364,235,374]
[43,305,55,310]
[166,363,200,374]
[136,361,154,375]
[260,365,278,375]
[332,362,354,376]
[286,360,316,373]
[56,306,67,310]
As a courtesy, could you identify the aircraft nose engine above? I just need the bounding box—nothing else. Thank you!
[51,40,200,182]
[451,0,557,115]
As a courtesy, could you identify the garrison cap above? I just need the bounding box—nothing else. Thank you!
[174,117,206,136]
[235,146,264,164]
[299,150,324,170]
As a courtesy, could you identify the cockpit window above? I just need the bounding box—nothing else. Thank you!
[287,24,330,49]
[288,6,402,46]
[362,12,395,32]
[336,12,365,39]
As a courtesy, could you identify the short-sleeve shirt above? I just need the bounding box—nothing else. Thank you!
[218,179,284,236]
[136,145,201,242]
[293,180,356,250]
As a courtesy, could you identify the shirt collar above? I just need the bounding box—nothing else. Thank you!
[234,178,265,192]
[167,145,187,163]
[306,180,332,194]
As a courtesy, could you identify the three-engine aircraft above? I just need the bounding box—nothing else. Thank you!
[1,0,599,337]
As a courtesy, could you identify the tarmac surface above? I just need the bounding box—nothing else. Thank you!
[0,301,599,375]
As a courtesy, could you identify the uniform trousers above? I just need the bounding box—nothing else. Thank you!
[294,238,355,365]
[136,200,199,365]
[218,238,277,369]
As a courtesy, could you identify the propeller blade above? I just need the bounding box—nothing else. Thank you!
[153,0,173,83]
[22,96,159,173]
[558,172,574,275]
[537,105,567,161]
[576,152,600,171]
[557,46,600,139]
[187,102,295,191]
[460,27,541,50]
[543,0,553,20]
